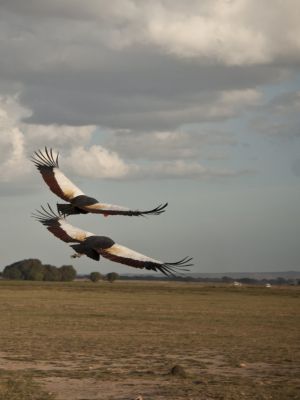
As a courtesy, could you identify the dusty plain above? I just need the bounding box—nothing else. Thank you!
[0,280,299,399]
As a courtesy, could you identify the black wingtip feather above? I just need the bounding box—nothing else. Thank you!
[157,257,193,277]
[32,204,63,226]
[31,147,59,169]
[139,202,168,216]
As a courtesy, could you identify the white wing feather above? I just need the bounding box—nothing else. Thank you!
[53,169,85,200]
[103,244,162,264]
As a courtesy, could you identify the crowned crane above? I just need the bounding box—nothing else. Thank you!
[32,205,193,276]
[31,148,168,218]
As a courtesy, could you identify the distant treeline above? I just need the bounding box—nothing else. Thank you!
[2,259,76,281]
[218,276,299,285]
[1,260,299,285]
[81,274,299,285]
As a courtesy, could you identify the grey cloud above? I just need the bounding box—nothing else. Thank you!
[2,0,300,66]
[0,0,298,182]
[19,82,262,131]
[0,94,246,186]
[61,143,245,181]
[129,160,252,180]
[0,2,293,131]
[1,0,138,21]
[267,91,300,114]
[250,90,300,137]
[104,129,237,161]
[23,124,95,150]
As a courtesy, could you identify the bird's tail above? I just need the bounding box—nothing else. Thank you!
[57,203,87,216]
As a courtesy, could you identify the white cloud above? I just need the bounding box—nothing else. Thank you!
[147,11,268,65]
[57,145,245,181]
[58,142,246,181]
[0,94,252,185]
[142,1,300,65]
[64,145,132,179]
[0,95,31,182]
[0,96,123,184]
[0,95,98,183]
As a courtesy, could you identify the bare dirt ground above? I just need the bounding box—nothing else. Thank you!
[1,349,299,400]
[0,281,299,399]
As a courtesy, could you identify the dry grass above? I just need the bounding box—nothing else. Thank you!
[0,280,299,399]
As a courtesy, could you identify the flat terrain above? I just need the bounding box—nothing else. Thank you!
[0,280,299,400]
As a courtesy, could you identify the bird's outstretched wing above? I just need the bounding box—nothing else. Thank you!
[31,147,85,202]
[32,205,94,243]
[58,197,168,217]
[81,202,168,217]
[99,244,193,277]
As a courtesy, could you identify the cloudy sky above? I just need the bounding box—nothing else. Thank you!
[0,0,299,275]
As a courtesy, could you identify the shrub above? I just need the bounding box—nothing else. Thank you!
[89,272,102,282]
[59,265,76,281]
[106,272,119,283]
[43,265,62,281]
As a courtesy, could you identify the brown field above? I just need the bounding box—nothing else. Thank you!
[0,280,299,400]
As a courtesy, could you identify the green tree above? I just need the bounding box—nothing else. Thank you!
[19,259,44,280]
[89,272,102,282]
[106,272,119,283]
[43,265,62,281]
[59,265,76,281]
[25,264,44,281]
[3,259,43,280]
[3,265,23,280]
[2,260,77,282]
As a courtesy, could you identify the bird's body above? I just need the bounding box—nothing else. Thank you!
[31,148,168,217]
[32,205,192,276]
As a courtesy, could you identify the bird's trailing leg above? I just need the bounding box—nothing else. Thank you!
[71,252,83,259]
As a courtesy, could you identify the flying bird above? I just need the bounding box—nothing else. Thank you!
[32,205,193,277]
[31,147,168,217]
